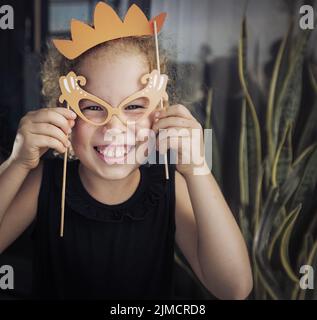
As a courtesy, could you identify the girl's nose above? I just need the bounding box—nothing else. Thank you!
[101,114,126,136]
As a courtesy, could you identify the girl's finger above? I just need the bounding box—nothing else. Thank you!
[29,123,70,148]
[49,107,77,120]
[156,133,191,152]
[157,127,191,140]
[31,133,67,154]
[157,135,192,165]
[31,108,75,135]
[155,104,192,120]
[152,117,194,133]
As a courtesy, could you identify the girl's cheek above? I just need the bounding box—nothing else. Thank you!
[150,110,158,124]
[140,114,154,129]
[133,116,155,148]
[72,118,81,133]
[70,131,80,152]
[136,117,152,134]
[71,121,91,145]
[71,122,82,144]
[75,119,92,134]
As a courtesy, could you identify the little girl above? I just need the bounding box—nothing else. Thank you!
[0,3,252,300]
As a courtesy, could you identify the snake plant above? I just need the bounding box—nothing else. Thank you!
[237,16,317,299]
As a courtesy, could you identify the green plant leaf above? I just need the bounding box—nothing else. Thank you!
[291,145,317,209]
[279,204,301,284]
[293,143,317,168]
[238,16,262,223]
[271,122,293,187]
[253,166,301,299]
[266,25,292,164]
[239,99,249,207]
[296,65,317,155]
[268,206,288,261]
[204,88,213,130]
[239,207,252,251]
[273,31,310,150]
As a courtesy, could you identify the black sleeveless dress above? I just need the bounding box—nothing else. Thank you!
[31,155,176,299]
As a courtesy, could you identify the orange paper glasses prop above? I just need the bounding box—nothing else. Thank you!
[58,70,169,126]
[53,2,169,237]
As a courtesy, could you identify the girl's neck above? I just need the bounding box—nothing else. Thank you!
[78,164,141,205]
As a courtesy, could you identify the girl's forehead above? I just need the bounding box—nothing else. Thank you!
[77,54,149,104]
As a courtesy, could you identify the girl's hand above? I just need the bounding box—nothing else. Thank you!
[10,107,77,170]
[152,104,209,177]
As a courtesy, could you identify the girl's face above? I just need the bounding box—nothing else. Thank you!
[71,51,157,180]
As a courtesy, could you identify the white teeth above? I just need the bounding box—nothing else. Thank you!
[96,145,133,158]
[115,146,124,157]
[106,149,114,157]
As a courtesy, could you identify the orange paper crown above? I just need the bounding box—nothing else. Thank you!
[52,2,167,60]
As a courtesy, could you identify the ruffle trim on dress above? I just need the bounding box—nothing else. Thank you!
[53,160,171,223]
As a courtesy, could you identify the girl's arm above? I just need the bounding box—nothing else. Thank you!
[0,107,75,253]
[0,159,43,253]
[152,105,253,299]
[175,169,253,300]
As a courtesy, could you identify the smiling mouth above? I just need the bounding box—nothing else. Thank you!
[93,144,135,164]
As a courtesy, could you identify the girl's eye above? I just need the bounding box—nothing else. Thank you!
[124,105,144,111]
[82,106,103,111]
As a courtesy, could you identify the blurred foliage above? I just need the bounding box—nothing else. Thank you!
[235,15,317,299]
[171,5,317,300]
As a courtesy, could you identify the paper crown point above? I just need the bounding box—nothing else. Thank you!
[52,2,167,60]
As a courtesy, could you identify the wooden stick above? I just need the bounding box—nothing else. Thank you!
[153,20,169,180]
[60,104,70,237]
